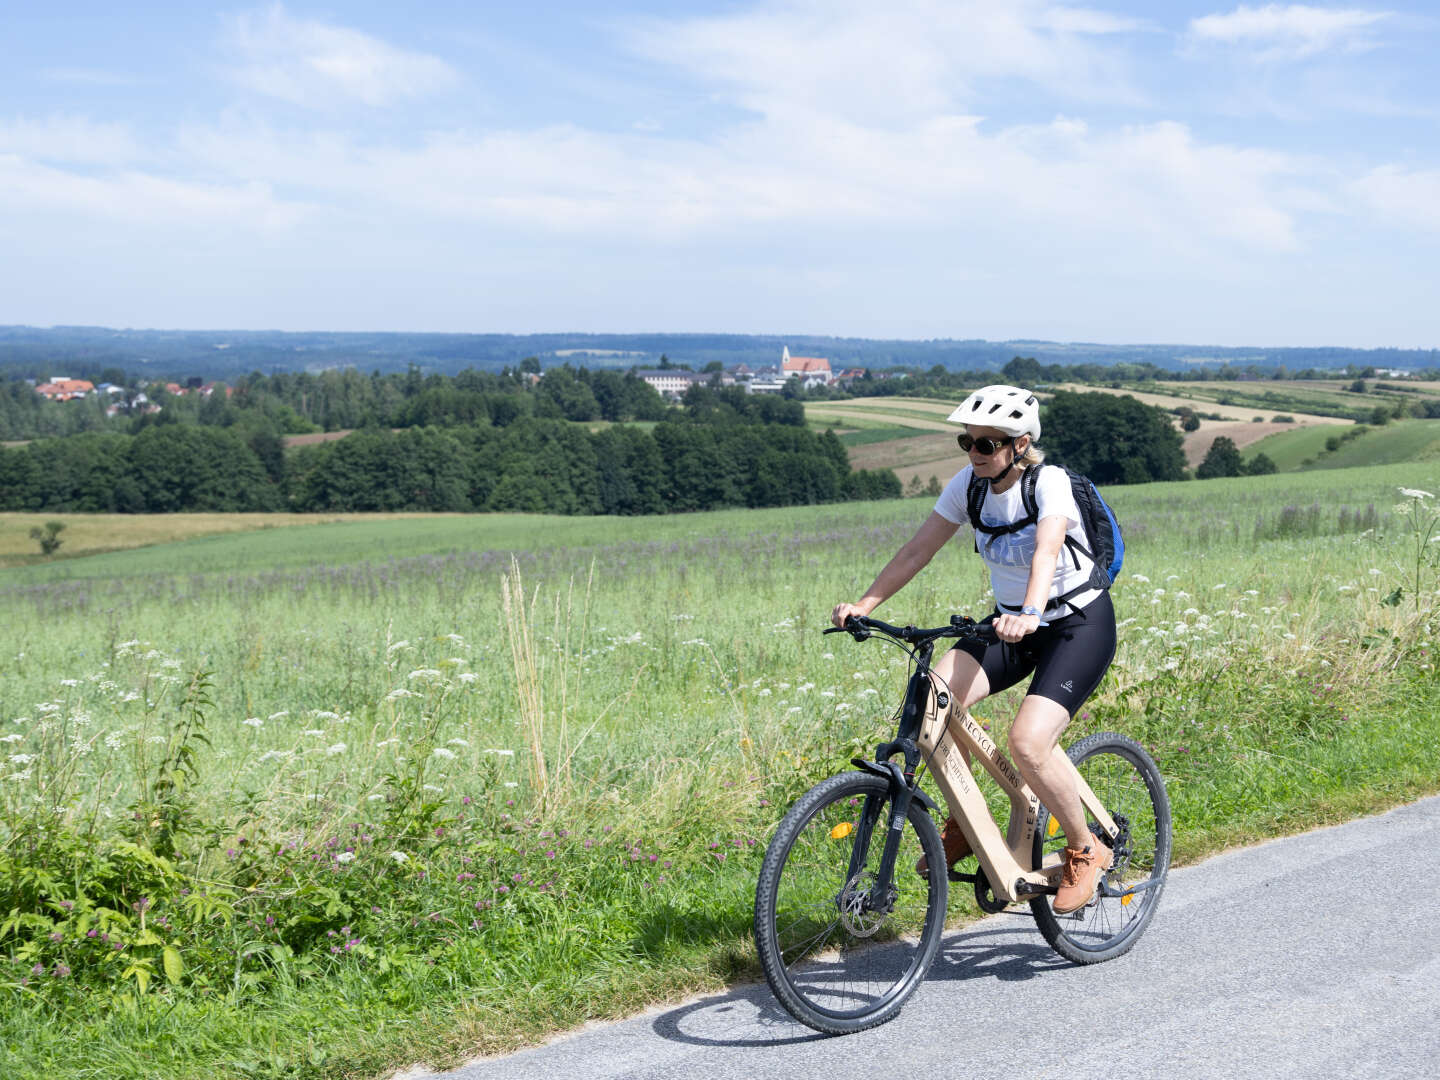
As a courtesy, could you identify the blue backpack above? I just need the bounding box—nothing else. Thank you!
[965,464,1124,609]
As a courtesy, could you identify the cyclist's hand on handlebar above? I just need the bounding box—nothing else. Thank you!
[993,610,1042,643]
[830,602,870,629]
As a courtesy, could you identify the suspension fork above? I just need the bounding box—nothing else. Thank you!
[847,647,939,910]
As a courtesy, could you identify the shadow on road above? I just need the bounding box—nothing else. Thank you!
[649,923,1065,1048]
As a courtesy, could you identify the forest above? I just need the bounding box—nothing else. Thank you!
[0,376,900,515]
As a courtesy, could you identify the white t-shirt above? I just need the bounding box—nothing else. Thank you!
[934,464,1101,615]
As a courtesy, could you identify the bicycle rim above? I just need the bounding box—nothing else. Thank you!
[1031,732,1172,964]
[754,772,946,1034]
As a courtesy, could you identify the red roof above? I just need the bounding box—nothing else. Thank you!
[783,356,831,373]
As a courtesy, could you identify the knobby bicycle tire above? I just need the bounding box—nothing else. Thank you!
[754,771,947,1034]
[1030,731,1172,964]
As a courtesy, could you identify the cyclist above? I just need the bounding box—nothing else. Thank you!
[830,384,1117,913]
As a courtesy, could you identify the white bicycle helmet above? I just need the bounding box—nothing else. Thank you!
[946,385,1041,440]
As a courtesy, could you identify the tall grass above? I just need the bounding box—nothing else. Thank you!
[2,462,1440,1079]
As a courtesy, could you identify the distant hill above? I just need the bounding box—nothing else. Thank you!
[2,324,1437,382]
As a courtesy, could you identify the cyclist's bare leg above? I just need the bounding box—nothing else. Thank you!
[1006,694,1090,850]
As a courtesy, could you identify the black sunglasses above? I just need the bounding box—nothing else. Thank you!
[956,433,1015,455]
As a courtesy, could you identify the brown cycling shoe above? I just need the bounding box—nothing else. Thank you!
[916,816,972,876]
[1053,838,1113,913]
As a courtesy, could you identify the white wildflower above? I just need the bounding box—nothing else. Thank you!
[822,653,834,660]
[326,742,347,755]
[243,718,263,728]
[797,682,814,693]
[376,738,399,748]
[302,728,324,737]
[385,688,417,701]
[1132,574,1151,583]
[1399,487,1434,499]
[367,793,385,801]
[432,747,457,760]
[0,734,21,744]
[311,710,340,720]
[407,669,443,681]
[60,679,79,688]
[447,737,469,747]
[1212,583,1227,590]
[851,672,865,680]
[456,672,478,683]
[386,641,412,656]
[835,703,852,711]
[335,851,355,864]
[8,754,34,765]
[504,781,518,788]
[484,748,515,757]
[423,784,443,792]
[788,706,802,714]
[758,688,772,697]
[389,851,409,863]
[268,711,290,721]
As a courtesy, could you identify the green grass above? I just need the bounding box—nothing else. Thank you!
[4,463,1440,1079]
[1242,423,1352,471]
[1303,419,1440,470]
[830,425,927,447]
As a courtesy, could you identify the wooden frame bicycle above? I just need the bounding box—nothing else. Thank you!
[753,613,1172,1035]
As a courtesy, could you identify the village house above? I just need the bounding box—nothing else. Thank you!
[35,377,95,401]
[635,369,710,399]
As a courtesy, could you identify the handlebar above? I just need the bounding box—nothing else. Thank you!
[824,613,997,646]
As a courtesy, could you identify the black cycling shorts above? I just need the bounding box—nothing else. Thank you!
[950,590,1116,716]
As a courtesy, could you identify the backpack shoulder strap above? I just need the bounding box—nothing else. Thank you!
[965,471,987,531]
[1018,464,1043,520]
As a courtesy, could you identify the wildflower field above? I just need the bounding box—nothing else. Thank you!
[4,463,1440,1080]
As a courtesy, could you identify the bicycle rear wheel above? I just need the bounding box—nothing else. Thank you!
[1031,731,1171,964]
[754,771,947,1034]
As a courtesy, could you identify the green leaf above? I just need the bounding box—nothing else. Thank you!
[162,945,183,984]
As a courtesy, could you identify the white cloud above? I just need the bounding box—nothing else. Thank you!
[0,116,141,165]
[623,0,1147,125]
[220,4,459,108]
[1188,4,1392,60]
[0,154,306,230]
[1351,165,1440,231]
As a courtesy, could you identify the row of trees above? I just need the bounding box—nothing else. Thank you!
[0,417,899,515]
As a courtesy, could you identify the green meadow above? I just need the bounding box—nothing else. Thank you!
[4,462,1440,1079]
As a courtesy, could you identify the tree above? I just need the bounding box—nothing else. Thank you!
[29,520,64,556]
[1041,391,1186,485]
[1196,436,1243,479]
[1245,453,1278,476]
[1181,413,1201,432]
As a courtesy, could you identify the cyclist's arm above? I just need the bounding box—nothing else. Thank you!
[831,512,959,626]
[994,514,1068,642]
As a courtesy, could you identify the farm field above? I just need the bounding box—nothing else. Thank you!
[4,464,1440,1079]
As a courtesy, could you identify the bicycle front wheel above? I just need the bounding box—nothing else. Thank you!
[1031,731,1172,964]
[754,771,947,1034]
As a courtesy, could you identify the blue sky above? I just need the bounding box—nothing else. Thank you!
[3,1,1438,346]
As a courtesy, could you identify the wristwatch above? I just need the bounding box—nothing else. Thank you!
[1020,605,1043,618]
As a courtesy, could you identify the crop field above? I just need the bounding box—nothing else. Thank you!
[5,463,1440,1079]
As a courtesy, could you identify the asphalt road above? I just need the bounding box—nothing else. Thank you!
[418,795,1440,1080]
